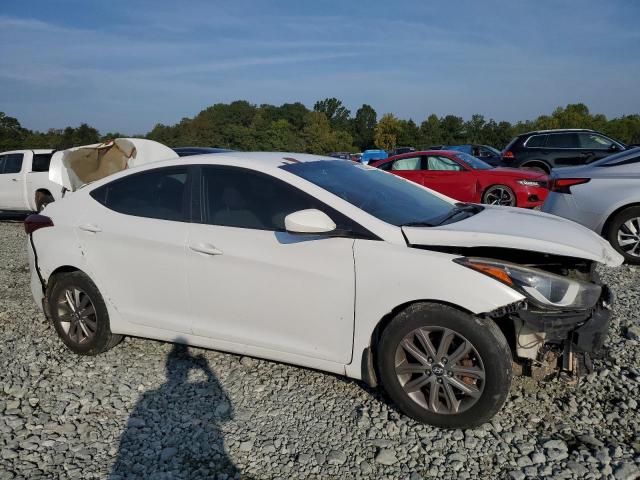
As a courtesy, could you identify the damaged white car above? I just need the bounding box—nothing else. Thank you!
[25,149,622,428]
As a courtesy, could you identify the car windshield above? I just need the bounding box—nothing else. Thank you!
[280,160,456,226]
[455,152,493,170]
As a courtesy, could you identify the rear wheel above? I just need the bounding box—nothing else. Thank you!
[482,185,516,206]
[47,271,122,355]
[606,206,640,264]
[377,303,512,428]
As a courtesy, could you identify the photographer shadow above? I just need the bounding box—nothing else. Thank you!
[110,342,239,479]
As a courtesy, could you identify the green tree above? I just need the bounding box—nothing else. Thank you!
[352,104,377,151]
[418,114,443,147]
[374,113,403,150]
[301,112,354,154]
[313,98,350,130]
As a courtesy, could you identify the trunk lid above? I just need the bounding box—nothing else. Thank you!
[49,138,178,191]
[402,205,623,266]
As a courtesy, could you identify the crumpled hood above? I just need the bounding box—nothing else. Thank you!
[402,205,624,266]
[49,138,178,191]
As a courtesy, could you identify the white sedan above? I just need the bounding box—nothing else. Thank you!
[26,148,622,428]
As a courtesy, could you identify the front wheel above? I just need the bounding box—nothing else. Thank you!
[47,271,122,355]
[377,303,512,428]
[482,184,516,206]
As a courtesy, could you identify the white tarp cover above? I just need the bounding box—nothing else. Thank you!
[49,138,178,191]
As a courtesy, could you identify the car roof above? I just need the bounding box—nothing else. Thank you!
[520,128,596,136]
[172,147,234,156]
[1,149,55,154]
[176,151,344,169]
[384,150,457,159]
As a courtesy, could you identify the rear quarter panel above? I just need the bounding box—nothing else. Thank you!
[31,191,127,332]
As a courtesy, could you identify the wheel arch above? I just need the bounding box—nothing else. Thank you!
[45,265,83,291]
[361,299,475,387]
[520,160,551,173]
[600,202,640,237]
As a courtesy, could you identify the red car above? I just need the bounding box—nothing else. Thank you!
[371,150,549,208]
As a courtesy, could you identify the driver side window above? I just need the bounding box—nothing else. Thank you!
[426,156,463,171]
[578,133,614,150]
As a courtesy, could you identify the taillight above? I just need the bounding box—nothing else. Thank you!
[24,214,54,235]
[550,178,590,194]
[502,150,515,160]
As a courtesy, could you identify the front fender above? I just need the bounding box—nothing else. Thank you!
[345,239,523,379]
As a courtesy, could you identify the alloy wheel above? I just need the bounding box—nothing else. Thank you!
[394,327,485,415]
[485,187,515,206]
[617,217,640,257]
[55,287,98,344]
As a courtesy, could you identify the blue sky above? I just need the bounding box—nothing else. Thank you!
[1,0,639,134]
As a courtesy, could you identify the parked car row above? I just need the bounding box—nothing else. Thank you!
[371,150,549,208]
[24,144,623,428]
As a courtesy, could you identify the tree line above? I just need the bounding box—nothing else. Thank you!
[2,101,640,154]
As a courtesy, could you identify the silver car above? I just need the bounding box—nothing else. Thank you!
[542,147,640,263]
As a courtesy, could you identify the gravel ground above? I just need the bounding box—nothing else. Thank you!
[1,218,639,480]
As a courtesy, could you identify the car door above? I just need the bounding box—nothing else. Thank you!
[78,166,192,333]
[387,155,425,185]
[0,153,25,209]
[420,155,476,201]
[545,133,582,166]
[577,132,620,162]
[185,165,355,364]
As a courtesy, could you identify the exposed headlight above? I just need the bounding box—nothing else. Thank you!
[454,257,601,310]
[517,179,546,187]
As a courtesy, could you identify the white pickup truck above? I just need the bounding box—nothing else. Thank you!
[0,149,62,212]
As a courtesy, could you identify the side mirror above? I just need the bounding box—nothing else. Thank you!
[285,209,336,234]
[609,144,620,152]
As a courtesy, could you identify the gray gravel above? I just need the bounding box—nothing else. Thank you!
[1,218,639,479]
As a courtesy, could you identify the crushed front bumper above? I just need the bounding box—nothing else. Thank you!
[515,285,612,354]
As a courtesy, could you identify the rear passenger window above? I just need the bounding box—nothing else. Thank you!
[545,133,578,148]
[392,156,422,171]
[91,167,189,222]
[3,154,23,174]
[525,135,547,148]
[31,153,53,172]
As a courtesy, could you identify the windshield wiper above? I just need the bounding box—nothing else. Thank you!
[400,221,437,227]
[434,204,482,226]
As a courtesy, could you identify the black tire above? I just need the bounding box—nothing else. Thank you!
[606,206,640,264]
[482,184,516,207]
[36,193,54,212]
[376,303,512,428]
[46,271,122,355]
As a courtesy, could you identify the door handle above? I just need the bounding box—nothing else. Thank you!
[189,243,223,256]
[78,224,102,233]
[11,178,18,182]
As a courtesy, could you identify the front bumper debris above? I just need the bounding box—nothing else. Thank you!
[521,286,611,352]
[499,285,613,380]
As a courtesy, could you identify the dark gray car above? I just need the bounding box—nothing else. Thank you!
[542,147,640,263]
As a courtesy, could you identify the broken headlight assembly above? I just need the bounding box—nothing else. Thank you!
[454,257,602,310]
